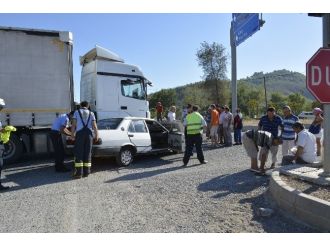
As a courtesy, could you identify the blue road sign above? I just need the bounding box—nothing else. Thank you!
[232,13,260,46]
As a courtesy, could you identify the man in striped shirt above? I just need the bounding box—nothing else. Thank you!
[281,105,299,156]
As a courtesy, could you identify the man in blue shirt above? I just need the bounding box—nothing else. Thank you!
[50,111,74,172]
[258,107,283,170]
[281,105,299,156]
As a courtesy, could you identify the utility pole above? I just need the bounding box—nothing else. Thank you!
[322,14,330,176]
[263,76,268,110]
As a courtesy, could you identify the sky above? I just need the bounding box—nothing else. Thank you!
[0,13,323,101]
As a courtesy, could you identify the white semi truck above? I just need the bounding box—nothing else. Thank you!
[0,26,151,164]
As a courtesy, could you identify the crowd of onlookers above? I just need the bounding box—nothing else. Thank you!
[203,104,243,147]
[155,101,324,175]
[242,106,324,175]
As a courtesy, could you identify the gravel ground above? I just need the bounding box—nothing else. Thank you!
[280,174,330,202]
[0,140,317,232]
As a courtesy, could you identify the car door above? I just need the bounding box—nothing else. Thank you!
[128,119,152,153]
[167,121,185,153]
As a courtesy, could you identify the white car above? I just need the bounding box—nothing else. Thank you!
[298,111,314,119]
[67,117,184,166]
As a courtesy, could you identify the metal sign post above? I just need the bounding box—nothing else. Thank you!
[230,13,263,114]
[230,23,237,116]
[322,14,330,177]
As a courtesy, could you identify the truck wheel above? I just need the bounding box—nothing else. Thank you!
[3,134,23,164]
[116,147,134,166]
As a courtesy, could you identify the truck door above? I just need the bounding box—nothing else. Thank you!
[127,120,152,153]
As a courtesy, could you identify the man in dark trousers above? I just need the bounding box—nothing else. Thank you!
[70,101,99,179]
[182,105,208,167]
[50,111,74,172]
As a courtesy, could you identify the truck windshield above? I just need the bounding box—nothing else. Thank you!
[121,77,146,100]
[97,118,123,130]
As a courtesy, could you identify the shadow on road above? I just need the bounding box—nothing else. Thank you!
[198,169,316,232]
[105,162,200,184]
[2,152,183,192]
[2,162,72,193]
[197,170,268,199]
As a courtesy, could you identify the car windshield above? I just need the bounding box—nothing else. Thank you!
[97,118,123,130]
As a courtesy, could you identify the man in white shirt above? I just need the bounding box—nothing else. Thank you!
[167,105,176,122]
[218,106,226,144]
[222,105,233,147]
[281,122,316,165]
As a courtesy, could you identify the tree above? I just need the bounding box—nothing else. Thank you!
[269,92,287,115]
[287,93,306,115]
[183,84,209,111]
[196,41,228,103]
[149,89,177,118]
[311,100,322,110]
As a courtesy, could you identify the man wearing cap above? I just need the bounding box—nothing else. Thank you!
[282,122,317,165]
[50,111,74,172]
[281,105,299,156]
[0,98,9,190]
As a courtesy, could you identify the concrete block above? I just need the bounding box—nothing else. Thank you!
[295,206,330,232]
[277,197,296,215]
[295,192,330,219]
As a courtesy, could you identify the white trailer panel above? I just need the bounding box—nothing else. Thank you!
[0,27,74,126]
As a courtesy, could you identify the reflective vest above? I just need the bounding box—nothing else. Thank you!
[186,112,203,135]
[0,126,16,144]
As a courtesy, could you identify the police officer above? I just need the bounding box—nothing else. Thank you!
[70,101,99,179]
[182,105,208,167]
[0,98,9,190]
[50,111,74,172]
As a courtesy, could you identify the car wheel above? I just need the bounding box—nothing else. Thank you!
[116,147,134,166]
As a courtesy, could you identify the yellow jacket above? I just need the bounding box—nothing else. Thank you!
[0,126,17,144]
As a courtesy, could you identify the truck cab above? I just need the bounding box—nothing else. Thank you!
[80,46,151,120]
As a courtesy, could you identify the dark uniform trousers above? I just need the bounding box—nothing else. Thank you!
[49,130,65,169]
[74,128,93,177]
[0,142,4,180]
[183,133,204,165]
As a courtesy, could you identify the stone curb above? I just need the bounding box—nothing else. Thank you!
[269,169,330,232]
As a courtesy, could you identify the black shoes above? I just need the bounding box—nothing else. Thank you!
[0,184,10,191]
[182,163,188,167]
[200,160,208,165]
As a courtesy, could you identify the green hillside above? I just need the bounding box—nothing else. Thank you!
[149,69,318,119]
[240,69,314,100]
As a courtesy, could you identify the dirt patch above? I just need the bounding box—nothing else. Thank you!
[280,174,330,202]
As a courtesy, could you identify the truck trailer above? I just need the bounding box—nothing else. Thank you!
[0,26,151,164]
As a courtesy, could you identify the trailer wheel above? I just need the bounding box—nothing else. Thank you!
[116,146,134,167]
[3,134,23,164]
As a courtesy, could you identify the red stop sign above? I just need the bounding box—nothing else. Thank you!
[306,48,330,103]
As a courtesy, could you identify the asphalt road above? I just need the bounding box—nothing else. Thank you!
[0,143,317,232]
